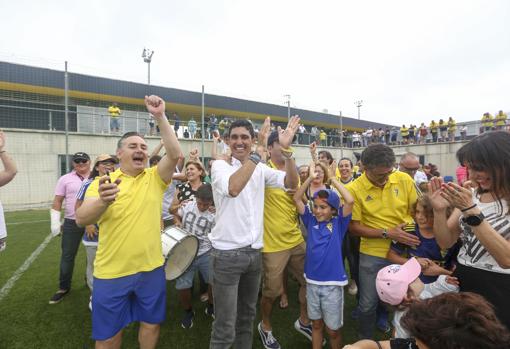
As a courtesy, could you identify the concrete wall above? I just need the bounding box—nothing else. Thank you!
[0,129,463,211]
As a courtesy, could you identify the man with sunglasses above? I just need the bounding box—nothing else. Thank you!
[346,144,419,339]
[49,152,91,304]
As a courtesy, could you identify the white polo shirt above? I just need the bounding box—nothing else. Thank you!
[210,158,286,250]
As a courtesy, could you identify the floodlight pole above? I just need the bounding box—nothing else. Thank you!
[142,48,155,85]
[284,94,291,119]
[64,61,69,173]
[355,100,363,120]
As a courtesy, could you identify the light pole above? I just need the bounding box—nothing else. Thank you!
[141,48,155,85]
[355,100,363,120]
[284,94,291,119]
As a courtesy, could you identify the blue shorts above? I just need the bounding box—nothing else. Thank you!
[306,283,344,330]
[175,252,210,290]
[92,266,166,340]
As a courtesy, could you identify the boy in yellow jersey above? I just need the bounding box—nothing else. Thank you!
[346,144,419,339]
[447,117,456,142]
[76,95,181,349]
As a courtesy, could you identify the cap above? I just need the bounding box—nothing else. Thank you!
[72,152,90,162]
[94,154,117,165]
[312,189,340,210]
[376,257,421,305]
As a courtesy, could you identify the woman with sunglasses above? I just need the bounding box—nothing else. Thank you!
[429,130,510,330]
[75,154,117,310]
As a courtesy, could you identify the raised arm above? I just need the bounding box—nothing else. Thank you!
[278,115,300,189]
[428,177,461,249]
[0,131,17,187]
[329,177,354,216]
[150,139,164,158]
[293,163,316,215]
[145,95,182,184]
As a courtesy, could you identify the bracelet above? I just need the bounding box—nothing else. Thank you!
[460,203,477,212]
[280,146,294,153]
[281,151,294,160]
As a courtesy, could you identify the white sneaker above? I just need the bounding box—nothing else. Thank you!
[347,280,358,296]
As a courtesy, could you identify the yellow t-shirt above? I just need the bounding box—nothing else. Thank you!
[400,127,409,137]
[346,171,417,258]
[482,114,494,127]
[429,122,438,133]
[319,132,327,141]
[263,161,304,253]
[108,105,121,118]
[448,120,456,132]
[496,112,507,126]
[85,167,168,278]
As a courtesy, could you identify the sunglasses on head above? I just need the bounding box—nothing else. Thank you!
[74,159,88,164]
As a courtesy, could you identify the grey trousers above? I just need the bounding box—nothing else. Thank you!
[209,247,262,349]
[84,244,97,291]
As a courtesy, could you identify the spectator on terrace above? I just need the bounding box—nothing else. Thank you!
[495,110,507,130]
[438,119,448,142]
[447,117,456,142]
[481,112,493,133]
[429,120,438,143]
[108,102,121,133]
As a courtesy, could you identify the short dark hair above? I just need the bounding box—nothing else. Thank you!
[339,157,353,168]
[228,120,255,139]
[117,131,144,149]
[196,183,214,202]
[360,144,395,169]
[402,292,510,349]
[318,150,333,165]
[457,131,510,204]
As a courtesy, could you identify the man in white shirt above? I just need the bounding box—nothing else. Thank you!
[209,117,299,349]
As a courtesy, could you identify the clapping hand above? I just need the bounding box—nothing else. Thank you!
[278,115,300,149]
[440,182,475,211]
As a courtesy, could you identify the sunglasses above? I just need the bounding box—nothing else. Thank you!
[73,159,89,164]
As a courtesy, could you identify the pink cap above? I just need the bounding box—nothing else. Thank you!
[376,257,421,305]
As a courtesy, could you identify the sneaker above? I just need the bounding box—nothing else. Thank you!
[258,322,281,349]
[294,319,326,346]
[294,319,312,341]
[181,310,195,329]
[200,293,209,302]
[205,304,215,319]
[347,280,358,296]
[49,290,69,304]
[376,316,391,334]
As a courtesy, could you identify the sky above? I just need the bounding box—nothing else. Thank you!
[0,0,509,125]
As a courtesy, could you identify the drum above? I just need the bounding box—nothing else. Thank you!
[161,226,199,280]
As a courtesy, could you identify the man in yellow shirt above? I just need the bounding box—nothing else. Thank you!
[495,110,507,130]
[77,95,181,349]
[429,120,439,143]
[258,131,310,348]
[400,125,409,144]
[108,102,121,133]
[346,144,419,339]
[481,112,494,133]
[448,117,457,142]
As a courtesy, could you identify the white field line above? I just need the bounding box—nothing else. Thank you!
[6,219,49,226]
[0,233,53,302]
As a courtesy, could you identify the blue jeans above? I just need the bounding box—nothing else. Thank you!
[358,253,390,339]
[59,219,85,290]
[209,247,261,349]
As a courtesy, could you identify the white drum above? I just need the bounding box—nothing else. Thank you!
[161,226,199,280]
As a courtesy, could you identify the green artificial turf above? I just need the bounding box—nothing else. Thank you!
[0,210,387,348]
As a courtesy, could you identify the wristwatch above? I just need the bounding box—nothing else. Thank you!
[462,212,485,226]
[249,152,261,165]
[381,228,389,239]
